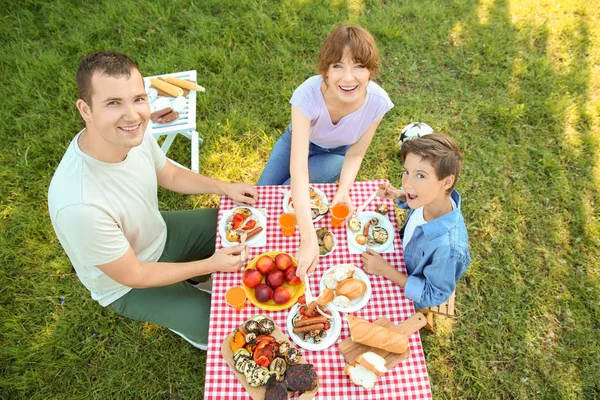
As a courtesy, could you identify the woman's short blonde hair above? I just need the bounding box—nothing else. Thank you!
[317,26,379,81]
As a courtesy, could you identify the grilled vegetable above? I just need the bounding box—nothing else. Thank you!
[258,318,275,335]
[348,217,361,232]
[230,331,247,353]
[233,348,251,363]
[269,357,287,381]
[284,347,301,365]
[244,320,260,334]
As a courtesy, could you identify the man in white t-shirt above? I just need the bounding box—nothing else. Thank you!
[48,51,258,349]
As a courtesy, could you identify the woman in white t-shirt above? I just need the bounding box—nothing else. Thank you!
[257,26,394,279]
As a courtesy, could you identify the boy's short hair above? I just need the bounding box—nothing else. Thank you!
[400,133,463,192]
[317,25,379,81]
[76,51,140,107]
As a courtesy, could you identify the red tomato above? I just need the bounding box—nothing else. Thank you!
[232,213,247,229]
[297,295,306,305]
[243,219,256,231]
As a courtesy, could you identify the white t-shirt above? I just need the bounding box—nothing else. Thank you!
[290,75,394,148]
[403,198,457,248]
[48,130,167,306]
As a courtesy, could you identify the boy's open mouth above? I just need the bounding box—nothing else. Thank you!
[407,193,418,201]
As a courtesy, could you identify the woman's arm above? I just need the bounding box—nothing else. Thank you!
[289,105,320,280]
[332,118,383,210]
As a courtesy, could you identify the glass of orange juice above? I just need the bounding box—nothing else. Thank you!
[331,202,350,228]
[278,212,297,236]
[225,286,247,311]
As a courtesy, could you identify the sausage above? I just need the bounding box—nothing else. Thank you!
[292,323,324,333]
[294,316,327,328]
[362,220,371,237]
[150,107,173,122]
[160,110,179,123]
[244,226,263,240]
[305,301,318,316]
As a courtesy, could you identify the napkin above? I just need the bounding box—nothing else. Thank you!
[347,238,395,255]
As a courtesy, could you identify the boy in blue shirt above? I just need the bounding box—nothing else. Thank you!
[361,134,470,310]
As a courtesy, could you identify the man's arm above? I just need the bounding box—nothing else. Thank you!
[97,245,246,288]
[156,159,258,205]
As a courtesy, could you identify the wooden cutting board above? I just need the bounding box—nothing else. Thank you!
[221,319,319,400]
[338,313,427,370]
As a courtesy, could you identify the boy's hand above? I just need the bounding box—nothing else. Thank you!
[361,249,395,277]
[377,183,406,203]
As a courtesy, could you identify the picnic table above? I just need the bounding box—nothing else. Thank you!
[204,180,432,399]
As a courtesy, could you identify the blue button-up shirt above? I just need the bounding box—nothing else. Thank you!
[397,190,471,310]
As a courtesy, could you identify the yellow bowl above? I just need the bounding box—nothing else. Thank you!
[242,251,305,311]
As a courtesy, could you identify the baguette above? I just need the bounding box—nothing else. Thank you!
[346,315,408,354]
[344,363,377,390]
[355,351,388,376]
[163,76,206,92]
[150,78,184,97]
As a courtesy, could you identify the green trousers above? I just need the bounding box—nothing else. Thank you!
[107,209,217,348]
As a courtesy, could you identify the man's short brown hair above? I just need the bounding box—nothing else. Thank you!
[317,25,379,81]
[400,134,463,192]
[76,51,140,106]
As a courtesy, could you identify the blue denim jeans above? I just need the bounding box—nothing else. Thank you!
[257,124,350,185]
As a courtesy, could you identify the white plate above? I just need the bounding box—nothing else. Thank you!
[315,227,336,257]
[286,304,341,351]
[282,187,329,223]
[147,88,158,103]
[346,211,395,253]
[319,265,372,313]
[218,207,267,247]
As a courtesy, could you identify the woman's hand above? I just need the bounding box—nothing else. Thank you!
[224,183,258,206]
[331,190,354,215]
[295,233,320,281]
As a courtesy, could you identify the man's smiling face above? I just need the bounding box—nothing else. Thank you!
[84,68,150,153]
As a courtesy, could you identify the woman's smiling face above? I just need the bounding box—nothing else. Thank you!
[324,46,370,105]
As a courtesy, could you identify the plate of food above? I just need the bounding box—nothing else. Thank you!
[287,303,341,351]
[346,211,394,253]
[219,206,267,247]
[282,186,329,222]
[242,251,305,311]
[319,264,372,313]
[221,315,319,399]
[315,227,336,257]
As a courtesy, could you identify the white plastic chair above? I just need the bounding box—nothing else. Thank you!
[143,70,203,172]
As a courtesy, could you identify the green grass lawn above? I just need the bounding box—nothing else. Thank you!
[1,0,599,398]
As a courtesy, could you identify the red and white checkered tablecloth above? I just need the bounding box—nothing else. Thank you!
[204,180,432,400]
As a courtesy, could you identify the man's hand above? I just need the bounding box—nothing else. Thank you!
[295,234,320,281]
[331,191,354,216]
[224,183,259,206]
[209,245,247,272]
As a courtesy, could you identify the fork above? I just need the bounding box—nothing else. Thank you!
[354,183,389,217]
[303,279,317,305]
[239,231,248,262]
